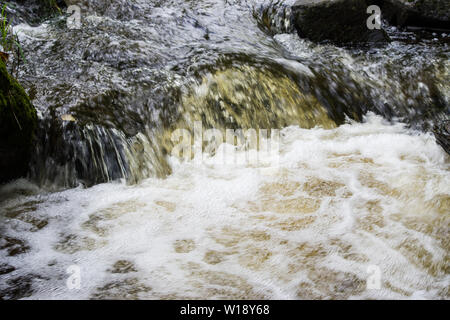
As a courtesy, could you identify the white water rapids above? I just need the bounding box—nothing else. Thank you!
[0,114,448,299]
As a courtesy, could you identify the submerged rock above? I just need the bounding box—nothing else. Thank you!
[434,120,450,155]
[0,275,34,300]
[382,0,450,31]
[256,0,450,42]
[7,0,65,26]
[0,235,30,256]
[291,0,390,44]
[0,60,37,184]
[0,263,15,275]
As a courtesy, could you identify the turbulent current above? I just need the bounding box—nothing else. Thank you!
[0,0,449,299]
[1,115,449,299]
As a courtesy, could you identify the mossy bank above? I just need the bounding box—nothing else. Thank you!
[0,60,37,183]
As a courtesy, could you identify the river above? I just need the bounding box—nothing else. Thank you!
[0,0,448,299]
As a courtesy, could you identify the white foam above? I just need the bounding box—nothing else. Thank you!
[1,114,449,299]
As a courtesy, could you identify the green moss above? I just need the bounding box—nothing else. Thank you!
[0,60,37,183]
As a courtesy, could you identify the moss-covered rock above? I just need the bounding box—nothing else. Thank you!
[0,60,37,183]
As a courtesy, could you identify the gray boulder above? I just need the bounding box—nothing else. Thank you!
[291,0,390,44]
[382,0,450,30]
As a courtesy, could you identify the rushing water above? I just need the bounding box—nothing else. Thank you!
[0,0,449,299]
[1,114,449,299]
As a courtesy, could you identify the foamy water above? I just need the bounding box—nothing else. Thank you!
[0,114,449,299]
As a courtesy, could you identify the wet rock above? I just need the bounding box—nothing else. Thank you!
[91,278,151,300]
[434,120,450,155]
[7,0,66,26]
[0,275,34,300]
[28,115,170,188]
[291,0,390,44]
[53,233,104,254]
[5,201,49,231]
[28,85,172,188]
[63,0,144,20]
[0,235,30,256]
[382,0,450,31]
[109,260,137,274]
[0,263,15,275]
[253,0,297,35]
[0,60,37,184]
